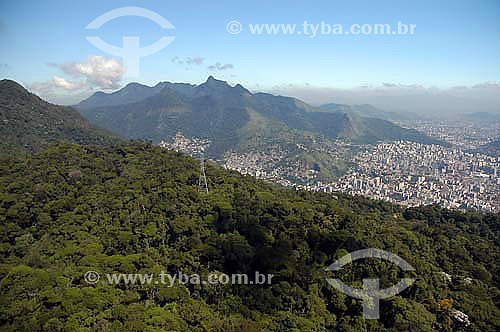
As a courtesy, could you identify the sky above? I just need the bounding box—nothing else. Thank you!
[0,0,499,114]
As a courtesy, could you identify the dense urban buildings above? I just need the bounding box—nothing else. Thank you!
[161,120,500,213]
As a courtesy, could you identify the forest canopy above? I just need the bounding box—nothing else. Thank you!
[0,142,498,331]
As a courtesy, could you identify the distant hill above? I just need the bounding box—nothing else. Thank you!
[319,103,414,121]
[460,112,500,123]
[77,76,446,156]
[0,79,121,154]
[76,81,197,110]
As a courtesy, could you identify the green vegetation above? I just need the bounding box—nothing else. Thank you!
[289,150,352,180]
[0,80,121,154]
[78,77,446,158]
[0,142,498,331]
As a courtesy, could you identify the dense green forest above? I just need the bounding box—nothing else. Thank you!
[0,142,499,331]
[0,80,121,154]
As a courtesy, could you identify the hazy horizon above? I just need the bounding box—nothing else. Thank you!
[5,75,498,118]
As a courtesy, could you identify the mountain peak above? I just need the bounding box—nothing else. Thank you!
[0,79,23,88]
[1,79,41,106]
[0,79,120,153]
[198,76,252,96]
[202,76,228,87]
[0,79,30,96]
[124,82,146,89]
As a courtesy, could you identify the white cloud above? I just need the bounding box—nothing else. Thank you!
[52,56,123,89]
[171,56,204,66]
[207,62,234,71]
[172,56,205,71]
[28,56,124,104]
[52,76,85,90]
[30,76,84,92]
[29,56,124,103]
[171,57,232,71]
[171,56,184,65]
[185,57,204,65]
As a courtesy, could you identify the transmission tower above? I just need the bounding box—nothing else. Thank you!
[198,158,209,194]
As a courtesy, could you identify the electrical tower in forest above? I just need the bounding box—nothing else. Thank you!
[198,158,209,194]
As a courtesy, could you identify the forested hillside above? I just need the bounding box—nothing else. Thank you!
[77,77,445,157]
[0,142,498,331]
[0,80,121,154]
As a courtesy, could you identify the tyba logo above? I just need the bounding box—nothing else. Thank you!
[85,7,175,77]
[326,248,415,319]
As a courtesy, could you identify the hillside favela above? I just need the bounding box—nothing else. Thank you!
[156,84,500,213]
[1,1,499,331]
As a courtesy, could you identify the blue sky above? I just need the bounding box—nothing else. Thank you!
[0,0,499,109]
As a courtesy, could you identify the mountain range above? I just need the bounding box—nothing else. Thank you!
[76,76,446,157]
[0,80,120,154]
[1,78,499,331]
[319,103,414,121]
[459,112,500,123]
